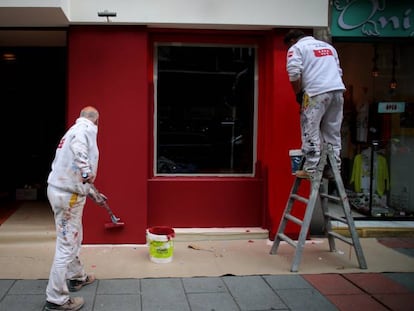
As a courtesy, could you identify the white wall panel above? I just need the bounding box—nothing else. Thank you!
[0,0,328,29]
[70,0,328,29]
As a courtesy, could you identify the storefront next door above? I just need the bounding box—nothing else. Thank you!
[148,33,265,229]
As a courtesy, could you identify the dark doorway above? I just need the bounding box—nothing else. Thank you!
[0,47,66,202]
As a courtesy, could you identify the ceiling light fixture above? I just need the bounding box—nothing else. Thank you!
[389,44,397,90]
[2,53,16,61]
[371,44,379,78]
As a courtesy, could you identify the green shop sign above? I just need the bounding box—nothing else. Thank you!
[331,0,414,37]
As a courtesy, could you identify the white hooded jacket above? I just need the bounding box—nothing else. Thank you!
[286,36,345,97]
[47,117,99,195]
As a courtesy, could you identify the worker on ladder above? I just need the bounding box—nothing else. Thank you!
[284,29,346,179]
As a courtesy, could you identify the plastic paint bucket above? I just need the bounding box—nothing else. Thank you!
[289,149,303,174]
[146,226,175,263]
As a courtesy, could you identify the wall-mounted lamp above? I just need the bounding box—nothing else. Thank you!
[98,10,117,22]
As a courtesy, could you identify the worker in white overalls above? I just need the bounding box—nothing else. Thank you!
[284,29,346,179]
[44,106,103,311]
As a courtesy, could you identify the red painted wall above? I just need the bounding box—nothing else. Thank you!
[261,31,305,239]
[66,27,303,244]
[67,26,149,243]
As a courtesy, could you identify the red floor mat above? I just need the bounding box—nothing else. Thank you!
[0,204,18,225]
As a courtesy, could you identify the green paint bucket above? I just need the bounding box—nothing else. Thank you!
[147,226,175,263]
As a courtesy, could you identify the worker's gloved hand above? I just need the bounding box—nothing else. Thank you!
[295,91,304,105]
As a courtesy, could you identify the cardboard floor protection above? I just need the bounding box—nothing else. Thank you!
[1,202,414,279]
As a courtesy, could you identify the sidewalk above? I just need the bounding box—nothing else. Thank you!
[1,202,414,310]
[1,272,414,311]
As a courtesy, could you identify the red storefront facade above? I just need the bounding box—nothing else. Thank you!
[67,26,301,244]
[1,1,330,244]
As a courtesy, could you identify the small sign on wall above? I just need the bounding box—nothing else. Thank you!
[378,102,405,114]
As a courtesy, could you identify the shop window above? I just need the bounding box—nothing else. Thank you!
[154,44,257,175]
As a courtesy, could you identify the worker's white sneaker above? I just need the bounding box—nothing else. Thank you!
[44,297,84,311]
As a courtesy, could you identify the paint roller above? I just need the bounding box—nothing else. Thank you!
[89,184,125,229]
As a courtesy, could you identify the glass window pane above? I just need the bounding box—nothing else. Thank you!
[155,45,256,175]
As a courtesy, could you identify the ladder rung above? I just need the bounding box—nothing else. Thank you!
[324,213,347,223]
[320,193,341,203]
[328,230,354,245]
[285,213,303,226]
[290,194,308,204]
[278,233,297,248]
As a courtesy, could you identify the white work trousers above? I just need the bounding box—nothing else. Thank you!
[46,185,88,305]
[300,90,344,172]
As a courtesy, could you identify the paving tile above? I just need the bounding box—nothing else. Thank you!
[263,274,313,289]
[0,294,45,311]
[0,280,14,300]
[343,273,410,294]
[277,288,337,311]
[183,277,227,293]
[223,275,287,310]
[7,279,48,295]
[94,294,141,311]
[97,279,140,294]
[394,248,414,257]
[326,294,388,311]
[384,272,414,291]
[377,238,414,249]
[373,293,414,311]
[187,292,240,311]
[141,278,190,311]
[302,274,364,295]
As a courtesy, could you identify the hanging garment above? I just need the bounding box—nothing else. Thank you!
[350,149,389,196]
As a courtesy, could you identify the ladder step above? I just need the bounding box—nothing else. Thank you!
[324,212,347,224]
[278,233,297,248]
[285,213,303,226]
[320,193,341,203]
[327,230,354,246]
[290,193,309,204]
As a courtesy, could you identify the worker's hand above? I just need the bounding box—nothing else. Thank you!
[81,172,96,184]
[295,91,304,105]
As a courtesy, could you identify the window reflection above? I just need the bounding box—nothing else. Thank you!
[155,45,256,175]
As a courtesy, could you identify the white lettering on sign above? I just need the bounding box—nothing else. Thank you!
[334,0,414,37]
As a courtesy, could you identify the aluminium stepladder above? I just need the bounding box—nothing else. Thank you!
[270,143,367,272]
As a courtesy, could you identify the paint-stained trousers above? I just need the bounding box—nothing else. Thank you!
[46,185,88,305]
[300,90,344,173]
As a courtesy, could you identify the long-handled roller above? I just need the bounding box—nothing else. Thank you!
[89,184,125,229]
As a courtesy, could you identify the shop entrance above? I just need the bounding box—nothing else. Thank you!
[335,41,414,218]
[0,46,66,204]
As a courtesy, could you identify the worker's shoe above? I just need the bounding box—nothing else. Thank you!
[295,170,312,179]
[68,275,96,292]
[44,297,84,311]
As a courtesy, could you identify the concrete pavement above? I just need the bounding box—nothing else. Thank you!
[1,272,414,311]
